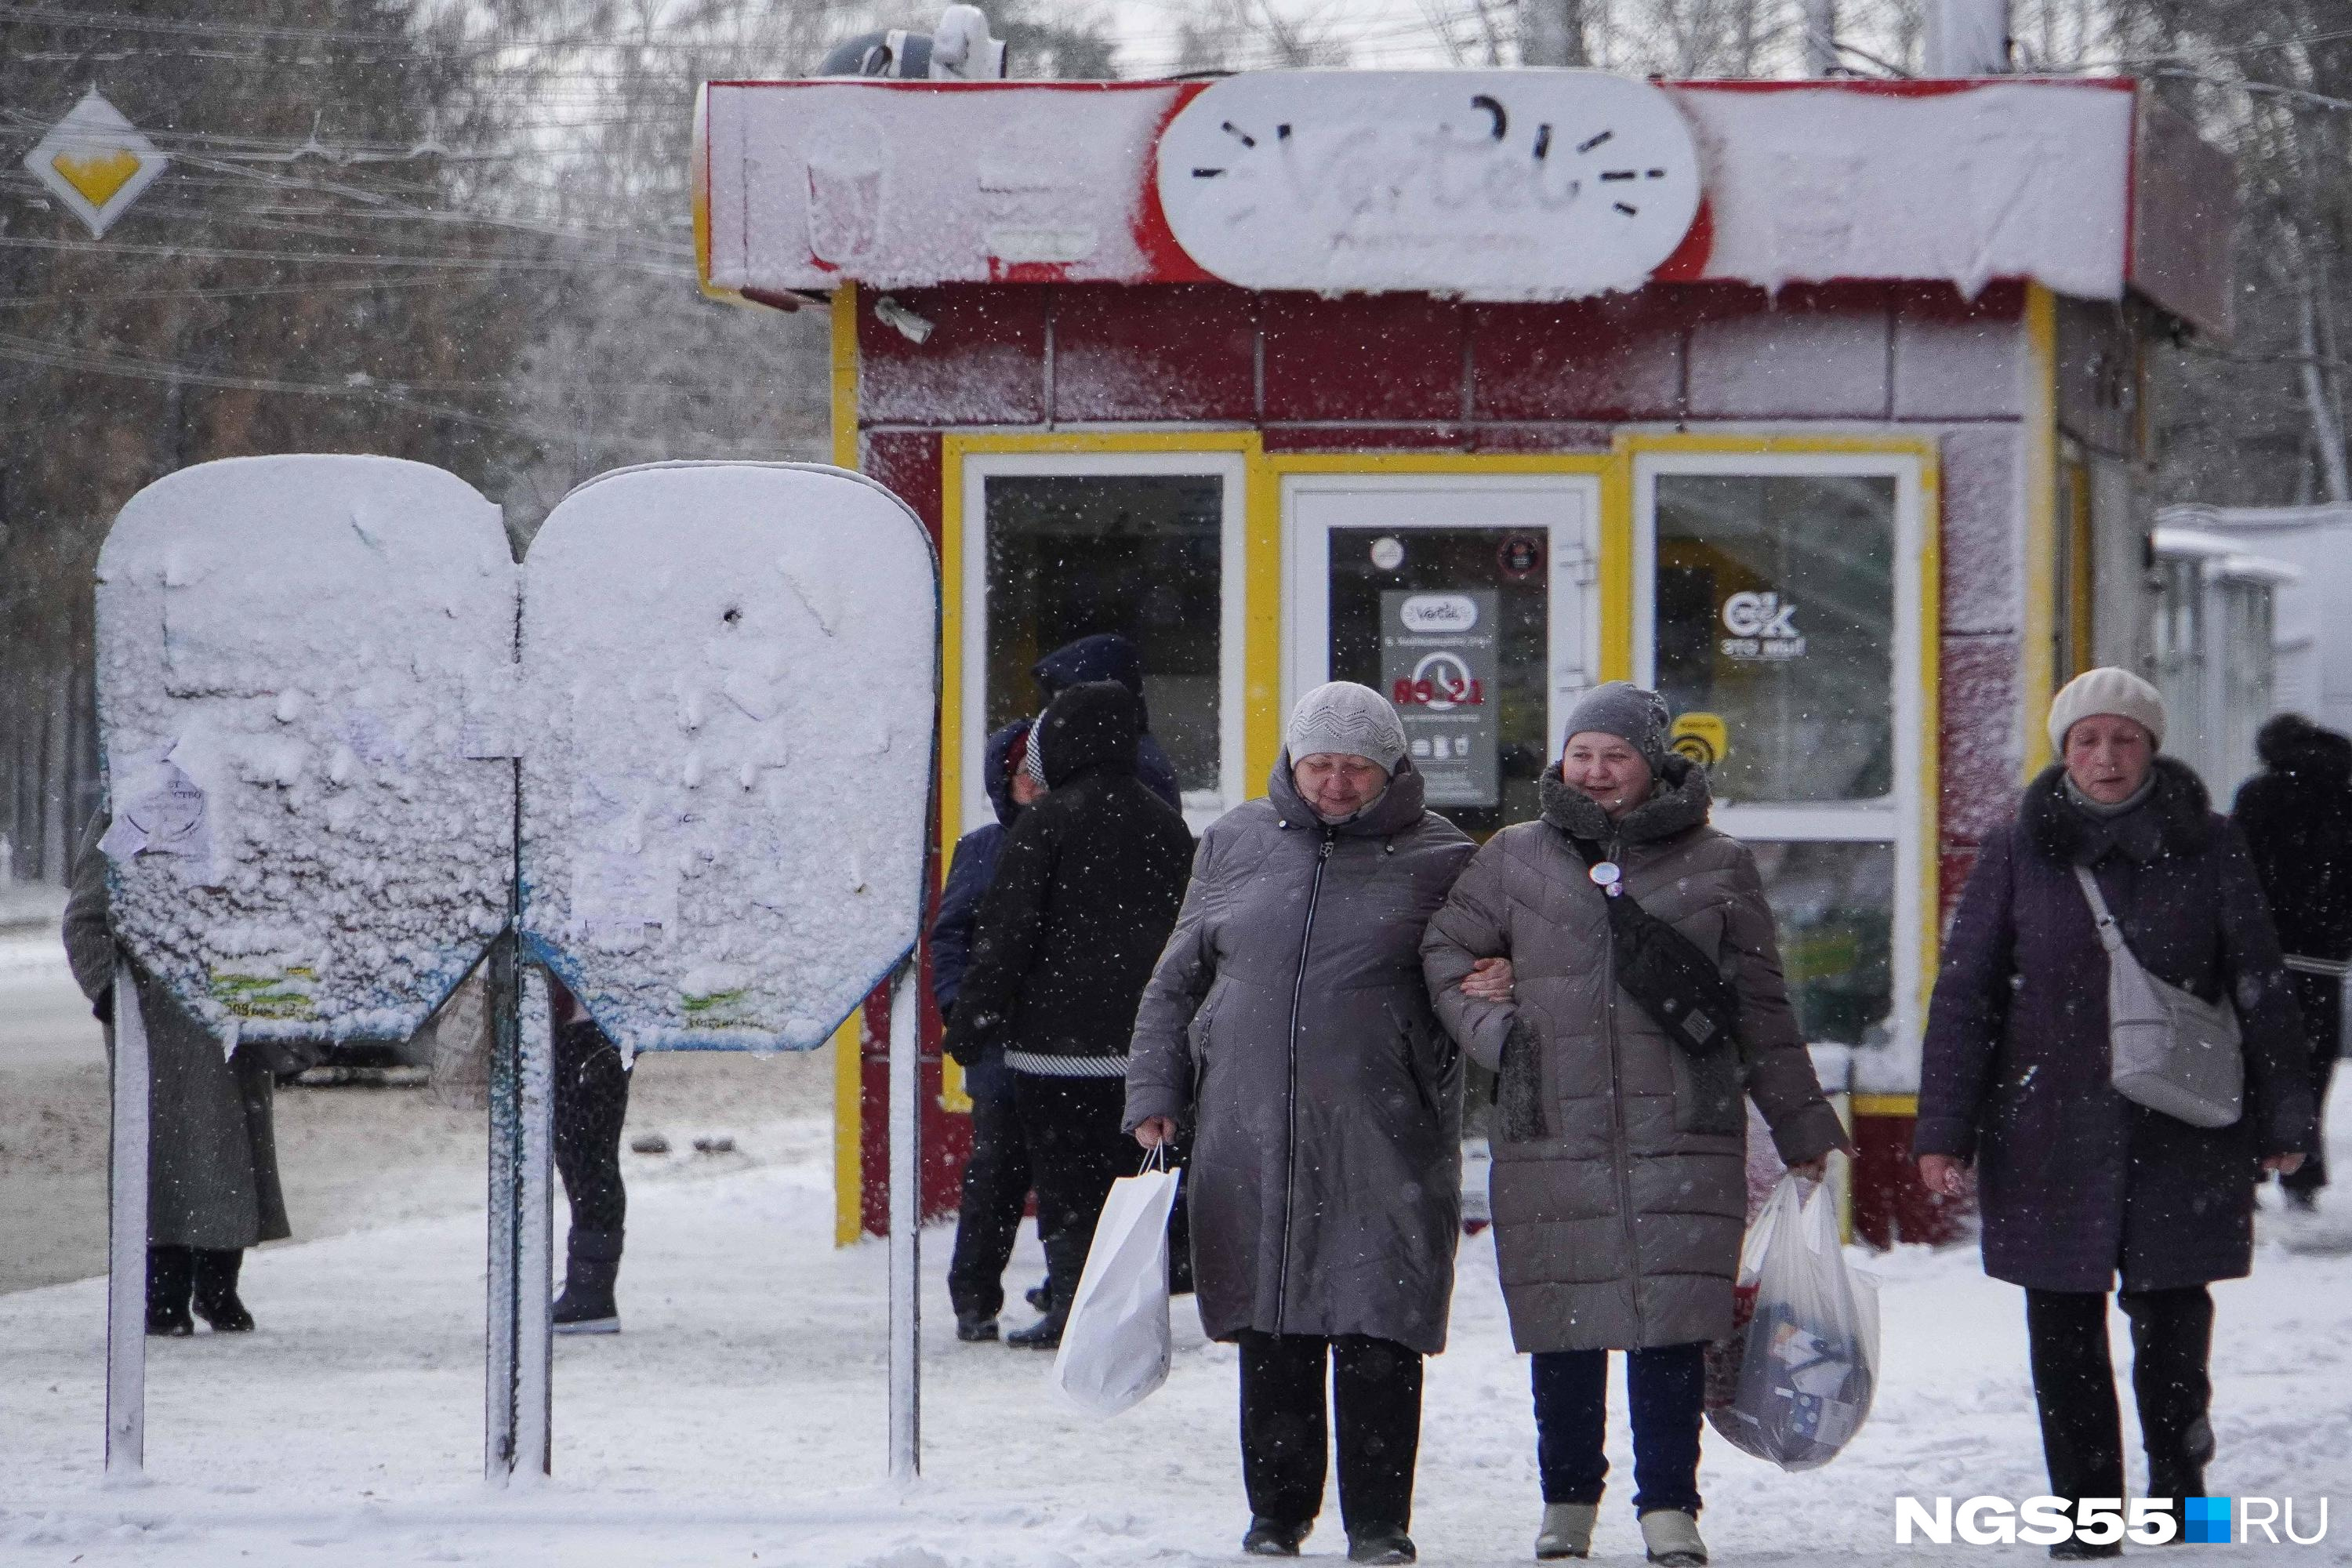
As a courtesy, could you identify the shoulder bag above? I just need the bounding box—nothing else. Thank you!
[2072,866,2244,1129]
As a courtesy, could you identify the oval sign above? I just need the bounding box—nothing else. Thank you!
[1399,593,1480,633]
[1156,70,1701,299]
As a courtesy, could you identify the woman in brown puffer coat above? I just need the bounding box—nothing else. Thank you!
[1422,683,1848,1568]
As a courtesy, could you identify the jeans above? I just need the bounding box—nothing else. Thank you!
[1532,1343,1707,1516]
[948,1052,1034,1319]
[2026,1287,2214,1504]
[1238,1331,1425,1534]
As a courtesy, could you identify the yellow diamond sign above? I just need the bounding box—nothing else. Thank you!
[26,90,166,238]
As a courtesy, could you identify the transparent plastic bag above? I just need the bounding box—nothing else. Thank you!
[1704,1171,1879,1471]
[1052,1152,1181,1417]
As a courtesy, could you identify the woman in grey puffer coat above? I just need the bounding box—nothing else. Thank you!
[1422,683,1848,1568]
[1128,683,1475,1566]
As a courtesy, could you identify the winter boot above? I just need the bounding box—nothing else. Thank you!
[1346,1525,1416,1564]
[1242,1518,1310,1556]
[1535,1503,1599,1559]
[956,1311,999,1343]
[1639,1509,1708,1567]
[145,1245,193,1338]
[552,1226,622,1335]
[2049,1539,2122,1561]
[1005,1304,1066,1349]
[191,1248,255,1332]
[1025,1282,1053,1312]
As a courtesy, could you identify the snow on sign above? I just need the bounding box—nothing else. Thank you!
[94,456,517,1045]
[1154,71,1701,299]
[518,463,937,1054]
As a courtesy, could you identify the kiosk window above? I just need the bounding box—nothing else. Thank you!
[983,474,1224,798]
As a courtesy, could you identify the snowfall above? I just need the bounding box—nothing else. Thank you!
[3,922,2350,1568]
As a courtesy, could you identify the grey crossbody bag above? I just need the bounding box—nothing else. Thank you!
[2073,866,2244,1129]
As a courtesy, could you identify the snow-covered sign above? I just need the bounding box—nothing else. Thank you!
[517,463,937,1054]
[94,456,517,1045]
[1156,71,1701,299]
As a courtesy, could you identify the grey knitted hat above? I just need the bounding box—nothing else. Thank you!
[1562,681,1673,771]
[2048,666,2166,753]
[1287,681,1408,773]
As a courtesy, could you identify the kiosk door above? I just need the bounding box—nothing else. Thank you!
[1286,474,1602,837]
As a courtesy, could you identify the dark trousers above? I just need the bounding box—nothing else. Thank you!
[1238,1331,1424,1534]
[2281,973,2340,1196]
[2025,1287,2213,1504]
[1011,1071,1132,1311]
[949,1053,1034,1319]
[554,1017,630,1261]
[1532,1343,1707,1516]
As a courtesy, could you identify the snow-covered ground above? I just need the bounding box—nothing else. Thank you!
[4,935,2350,1566]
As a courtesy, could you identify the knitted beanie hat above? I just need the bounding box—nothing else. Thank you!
[1286,681,1408,773]
[1563,681,1672,772]
[2048,667,2166,754]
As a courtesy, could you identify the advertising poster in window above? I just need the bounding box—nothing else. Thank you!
[1381,589,1498,808]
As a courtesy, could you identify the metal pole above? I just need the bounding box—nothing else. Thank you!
[1802,0,1837,75]
[886,960,922,1484]
[104,957,149,1480]
[483,933,521,1482]
[515,964,555,1478]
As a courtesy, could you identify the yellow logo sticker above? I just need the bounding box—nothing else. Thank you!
[1671,711,1728,768]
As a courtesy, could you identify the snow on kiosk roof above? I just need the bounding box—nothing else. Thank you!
[695,71,2230,335]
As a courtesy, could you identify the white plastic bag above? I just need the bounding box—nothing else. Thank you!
[1704,1171,1879,1471]
[1052,1155,1182,1417]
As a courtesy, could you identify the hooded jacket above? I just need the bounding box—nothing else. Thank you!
[943,681,1194,1070]
[1033,633,1183,813]
[1919,757,2315,1292]
[1421,758,1844,1352]
[1126,753,1475,1353]
[930,720,1029,1014]
[2231,713,2352,964]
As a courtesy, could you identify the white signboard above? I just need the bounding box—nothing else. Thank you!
[1155,70,1702,299]
[94,456,517,1044]
[517,463,938,1053]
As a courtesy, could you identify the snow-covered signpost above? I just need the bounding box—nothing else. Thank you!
[93,457,518,1476]
[514,462,939,1479]
[94,456,938,1485]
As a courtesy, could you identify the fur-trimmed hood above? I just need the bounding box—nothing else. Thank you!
[2022,754,2214,867]
[1538,753,1712,847]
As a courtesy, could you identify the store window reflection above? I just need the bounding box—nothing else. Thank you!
[1748,840,1895,1049]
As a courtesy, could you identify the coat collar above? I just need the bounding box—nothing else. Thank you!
[1537,754,1711,848]
[2022,754,2214,866]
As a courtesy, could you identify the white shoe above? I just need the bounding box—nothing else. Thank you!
[1535,1503,1597,1559]
[1639,1510,1707,1566]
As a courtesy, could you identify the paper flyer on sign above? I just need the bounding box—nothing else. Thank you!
[101,751,218,884]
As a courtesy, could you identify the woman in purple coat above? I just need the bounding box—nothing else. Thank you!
[1917,669,2314,1559]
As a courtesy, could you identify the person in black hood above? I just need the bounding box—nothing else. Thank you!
[933,719,1053,1341]
[2234,712,2352,1208]
[945,679,1195,1348]
[1032,633,1184,814]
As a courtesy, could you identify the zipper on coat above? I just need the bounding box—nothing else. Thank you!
[1600,832,1646,1343]
[1272,829,1335,1329]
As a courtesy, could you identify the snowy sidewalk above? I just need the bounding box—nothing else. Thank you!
[4,1091,2350,1567]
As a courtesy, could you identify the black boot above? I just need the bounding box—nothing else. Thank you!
[553,1227,622,1335]
[1005,1302,1066,1349]
[191,1248,255,1332]
[145,1246,193,1337]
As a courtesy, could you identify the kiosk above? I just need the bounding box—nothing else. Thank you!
[693,67,2234,1247]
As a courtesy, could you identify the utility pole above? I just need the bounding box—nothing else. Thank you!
[1923,0,2010,76]
[1802,0,1837,75]
[1522,0,1589,67]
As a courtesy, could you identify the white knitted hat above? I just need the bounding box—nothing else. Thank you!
[1286,681,1407,773]
[2048,666,2166,753]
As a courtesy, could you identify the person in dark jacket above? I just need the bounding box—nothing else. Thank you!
[944,680,1193,1348]
[2232,713,2352,1209]
[933,718,1050,1341]
[549,975,630,1334]
[1129,682,1475,1566]
[1919,669,2314,1558]
[1032,633,1183,814]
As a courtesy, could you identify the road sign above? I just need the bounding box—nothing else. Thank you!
[26,90,167,237]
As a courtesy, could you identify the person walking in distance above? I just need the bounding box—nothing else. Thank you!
[1421,683,1849,1568]
[549,974,630,1334]
[933,719,1053,1341]
[1127,683,1475,1566]
[2231,713,2352,1211]
[1918,670,2314,1557]
[944,680,1192,1349]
